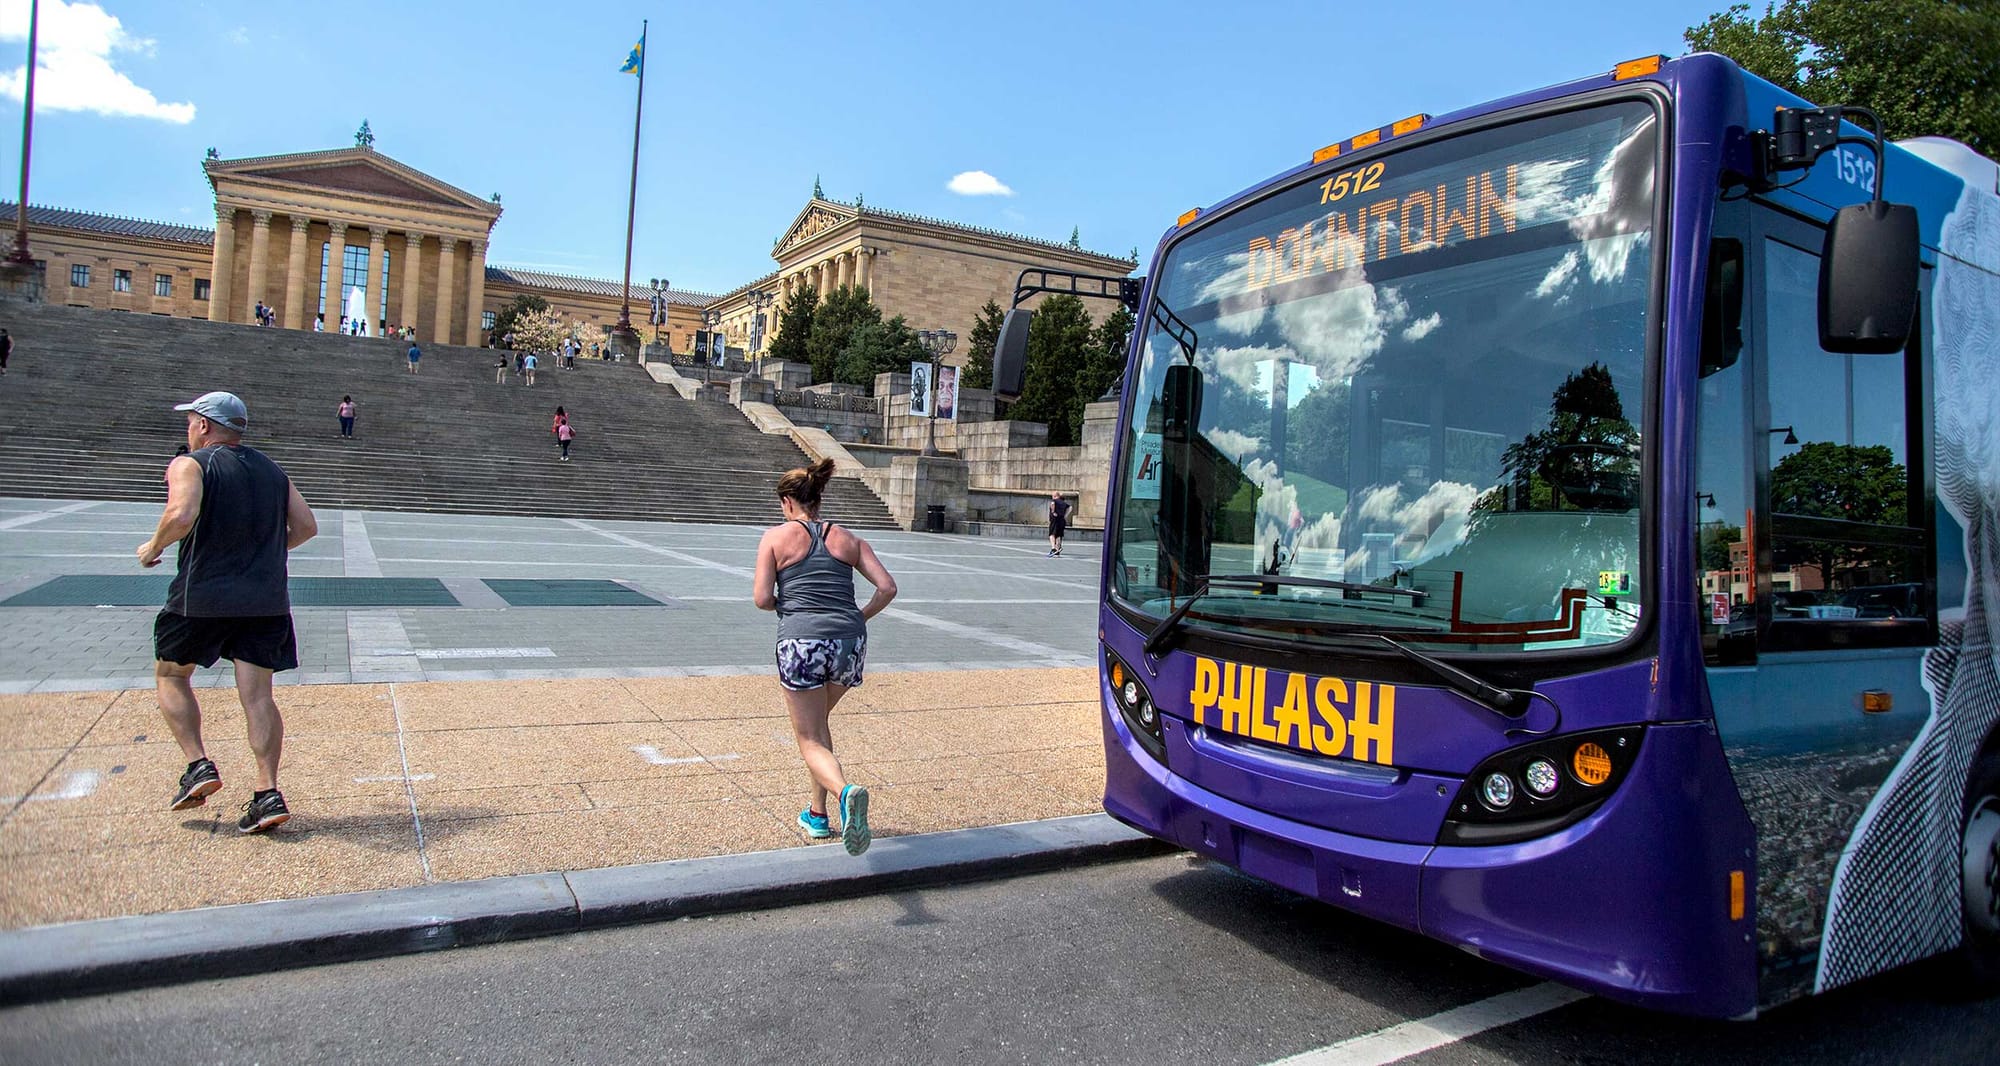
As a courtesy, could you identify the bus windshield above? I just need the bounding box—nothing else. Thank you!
[1115,101,1659,653]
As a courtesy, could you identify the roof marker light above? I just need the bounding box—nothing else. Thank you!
[1311,143,1342,165]
[1350,129,1382,151]
[1390,114,1428,137]
[1177,207,1200,227]
[1614,55,1665,80]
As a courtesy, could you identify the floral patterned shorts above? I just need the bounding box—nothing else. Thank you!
[775,634,866,692]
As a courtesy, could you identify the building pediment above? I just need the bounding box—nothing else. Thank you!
[774,199,857,255]
[206,147,500,218]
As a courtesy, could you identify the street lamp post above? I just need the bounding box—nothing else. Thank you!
[917,328,957,458]
[744,288,773,380]
[647,278,668,354]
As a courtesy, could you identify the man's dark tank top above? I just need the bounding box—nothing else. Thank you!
[774,520,865,641]
[165,444,292,617]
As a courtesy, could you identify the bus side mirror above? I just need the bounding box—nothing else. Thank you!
[1819,201,1918,354]
[994,309,1033,401]
[1163,363,1203,443]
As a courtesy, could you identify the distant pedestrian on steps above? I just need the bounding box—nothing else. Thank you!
[406,342,422,374]
[336,395,356,438]
[557,419,575,462]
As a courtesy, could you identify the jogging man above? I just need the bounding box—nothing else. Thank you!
[138,391,318,833]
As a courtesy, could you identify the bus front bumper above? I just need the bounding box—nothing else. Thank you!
[1101,709,1759,1019]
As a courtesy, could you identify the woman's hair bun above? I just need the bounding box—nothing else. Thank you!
[808,457,836,489]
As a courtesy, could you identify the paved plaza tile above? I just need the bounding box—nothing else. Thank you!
[0,497,1098,689]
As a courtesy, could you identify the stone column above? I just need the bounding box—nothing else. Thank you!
[325,221,348,329]
[465,238,488,345]
[283,216,311,329]
[818,259,833,296]
[857,248,874,295]
[208,206,237,323]
[432,236,458,344]
[243,210,273,323]
[400,232,424,332]
[366,227,389,333]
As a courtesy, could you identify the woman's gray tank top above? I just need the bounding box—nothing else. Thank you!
[775,520,865,641]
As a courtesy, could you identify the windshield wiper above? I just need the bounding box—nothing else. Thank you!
[1204,573,1429,606]
[1140,583,1531,721]
[1350,632,1528,719]
[1143,581,1210,658]
[1142,572,1426,659]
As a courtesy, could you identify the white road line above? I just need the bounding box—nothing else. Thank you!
[348,609,419,674]
[674,596,1094,604]
[633,745,740,767]
[872,549,1094,592]
[0,770,102,804]
[386,683,434,883]
[1266,983,1588,1066]
[354,773,435,783]
[407,647,557,660]
[563,518,754,577]
[342,511,383,577]
[374,558,712,569]
[0,501,98,531]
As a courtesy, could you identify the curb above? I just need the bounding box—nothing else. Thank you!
[0,813,1172,1006]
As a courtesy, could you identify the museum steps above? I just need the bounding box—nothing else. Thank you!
[0,304,897,529]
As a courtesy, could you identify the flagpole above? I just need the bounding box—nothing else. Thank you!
[616,19,647,342]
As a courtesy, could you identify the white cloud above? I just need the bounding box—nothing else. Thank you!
[946,170,1013,196]
[0,1,194,124]
[226,26,249,47]
[1401,312,1442,343]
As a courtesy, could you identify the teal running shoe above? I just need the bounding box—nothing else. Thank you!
[839,784,871,856]
[797,808,833,840]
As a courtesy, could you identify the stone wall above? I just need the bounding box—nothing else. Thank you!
[26,227,214,319]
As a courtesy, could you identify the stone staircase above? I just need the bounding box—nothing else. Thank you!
[0,303,897,528]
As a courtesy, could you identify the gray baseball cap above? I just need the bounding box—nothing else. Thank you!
[173,391,249,433]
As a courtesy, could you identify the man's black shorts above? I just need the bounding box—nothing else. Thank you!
[154,611,299,671]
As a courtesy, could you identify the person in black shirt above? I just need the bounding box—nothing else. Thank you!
[1047,492,1071,557]
[138,391,319,833]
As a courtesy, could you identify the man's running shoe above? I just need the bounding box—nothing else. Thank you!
[839,784,871,856]
[170,758,221,810]
[237,791,290,833]
[798,808,834,839]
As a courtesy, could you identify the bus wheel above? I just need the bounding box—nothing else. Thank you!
[1953,752,2000,993]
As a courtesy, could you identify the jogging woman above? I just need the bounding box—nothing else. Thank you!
[752,458,896,855]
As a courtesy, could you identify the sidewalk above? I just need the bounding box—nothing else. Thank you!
[1,666,1106,930]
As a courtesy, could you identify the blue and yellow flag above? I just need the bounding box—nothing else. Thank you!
[620,37,644,75]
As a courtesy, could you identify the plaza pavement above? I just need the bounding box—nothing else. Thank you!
[0,497,1110,931]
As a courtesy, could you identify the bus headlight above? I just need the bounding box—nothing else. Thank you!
[1103,645,1166,763]
[1439,727,1644,845]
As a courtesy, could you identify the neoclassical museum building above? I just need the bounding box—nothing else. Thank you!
[2,138,1133,363]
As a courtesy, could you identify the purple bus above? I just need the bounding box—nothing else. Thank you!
[995,53,1999,1018]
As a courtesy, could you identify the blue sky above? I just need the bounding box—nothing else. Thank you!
[2,0,1727,295]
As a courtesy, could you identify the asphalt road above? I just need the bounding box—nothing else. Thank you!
[4,853,1995,1066]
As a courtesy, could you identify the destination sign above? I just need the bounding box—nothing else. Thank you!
[1244,162,1522,291]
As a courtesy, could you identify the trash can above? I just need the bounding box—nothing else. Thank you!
[925,504,946,533]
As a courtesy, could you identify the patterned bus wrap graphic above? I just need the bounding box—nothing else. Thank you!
[1816,180,2000,994]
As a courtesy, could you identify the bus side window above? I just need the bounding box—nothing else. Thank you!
[1757,236,1930,652]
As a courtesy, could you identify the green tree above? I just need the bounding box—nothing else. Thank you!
[1685,1,2000,154]
[1008,294,1096,445]
[806,285,882,385]
[1066,304,1135,440]
[1700,523,1744,572]
[961,299,1004,390]
[838,314,927,386]
[490,294,549,348]
[766,285,817,367]
[1770,440,1909,586]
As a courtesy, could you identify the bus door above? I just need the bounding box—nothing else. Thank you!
[1696,199,1936,1006]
